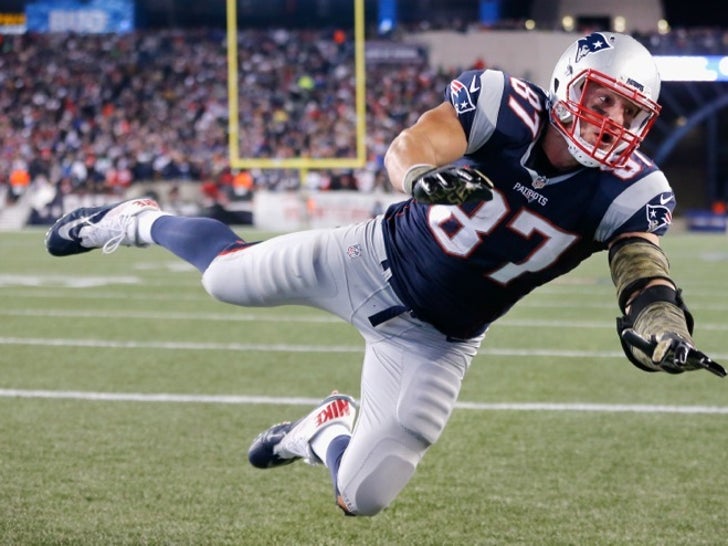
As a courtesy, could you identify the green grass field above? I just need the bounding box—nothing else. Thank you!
[2,226,728,545]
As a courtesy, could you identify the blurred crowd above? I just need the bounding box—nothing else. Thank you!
[1,25,726,209]
[0,28,453,208]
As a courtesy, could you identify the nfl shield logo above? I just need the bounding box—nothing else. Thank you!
[346,244,362,259]
[532,175,547,189]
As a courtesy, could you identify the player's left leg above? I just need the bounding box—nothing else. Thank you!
[248,310,484,516]
[330,324,483,516]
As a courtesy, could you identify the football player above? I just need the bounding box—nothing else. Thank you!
[45,32,724,517]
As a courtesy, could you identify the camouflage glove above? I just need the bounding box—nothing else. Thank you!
[621,329,726,378]
[407,165,494,206]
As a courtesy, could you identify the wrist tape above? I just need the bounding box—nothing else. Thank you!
[402,164,435,194]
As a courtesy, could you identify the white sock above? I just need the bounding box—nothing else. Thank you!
[310,424,351,464]
[133,210,171,245]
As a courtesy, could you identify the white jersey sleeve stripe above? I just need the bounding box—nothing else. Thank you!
[466,70,504,154]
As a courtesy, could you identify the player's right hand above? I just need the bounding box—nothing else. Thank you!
[412,165,494,205]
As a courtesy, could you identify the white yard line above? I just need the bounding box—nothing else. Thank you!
[1,388,726,414]
[2,335,728,360]
[4,308,728,331]
[0,308,340,323]
[6,289,728,310]
[0,336,362,353]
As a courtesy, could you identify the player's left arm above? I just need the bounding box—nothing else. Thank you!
[608,231,725,377]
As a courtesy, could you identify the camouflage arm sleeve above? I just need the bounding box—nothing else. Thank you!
[608,237,694,372]
[608,236,674,312]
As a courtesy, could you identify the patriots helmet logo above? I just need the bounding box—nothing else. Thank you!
[646,204,672,232]
[449,79,476,115]
[575,32,613,63]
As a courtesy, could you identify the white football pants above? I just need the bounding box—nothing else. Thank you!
[201,215,484,515]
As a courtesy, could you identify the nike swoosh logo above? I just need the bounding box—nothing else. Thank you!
[57,216,90,241]
[469,75,480,93]
[659,194,673,205]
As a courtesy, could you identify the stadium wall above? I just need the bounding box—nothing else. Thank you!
[403,30,577,87]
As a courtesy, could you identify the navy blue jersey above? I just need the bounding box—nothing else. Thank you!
[382,69,675,339]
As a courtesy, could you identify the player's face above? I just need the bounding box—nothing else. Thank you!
[578,84,641,149]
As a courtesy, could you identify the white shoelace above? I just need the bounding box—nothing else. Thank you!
[81,213,134,254]
[101,230,127,254]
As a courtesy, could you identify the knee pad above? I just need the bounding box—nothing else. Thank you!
[201,254,256,306]
[336,362,464,516]
[337,438,421,517]
[200,258,235,303]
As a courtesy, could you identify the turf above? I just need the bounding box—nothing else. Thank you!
[1,227,727,545]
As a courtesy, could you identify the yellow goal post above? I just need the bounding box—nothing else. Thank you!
[225,0,367,172]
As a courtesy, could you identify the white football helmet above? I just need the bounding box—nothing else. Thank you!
[548,32,662,169]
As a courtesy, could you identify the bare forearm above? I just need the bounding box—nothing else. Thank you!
[384,130,439,193]
[384,102,467,194]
